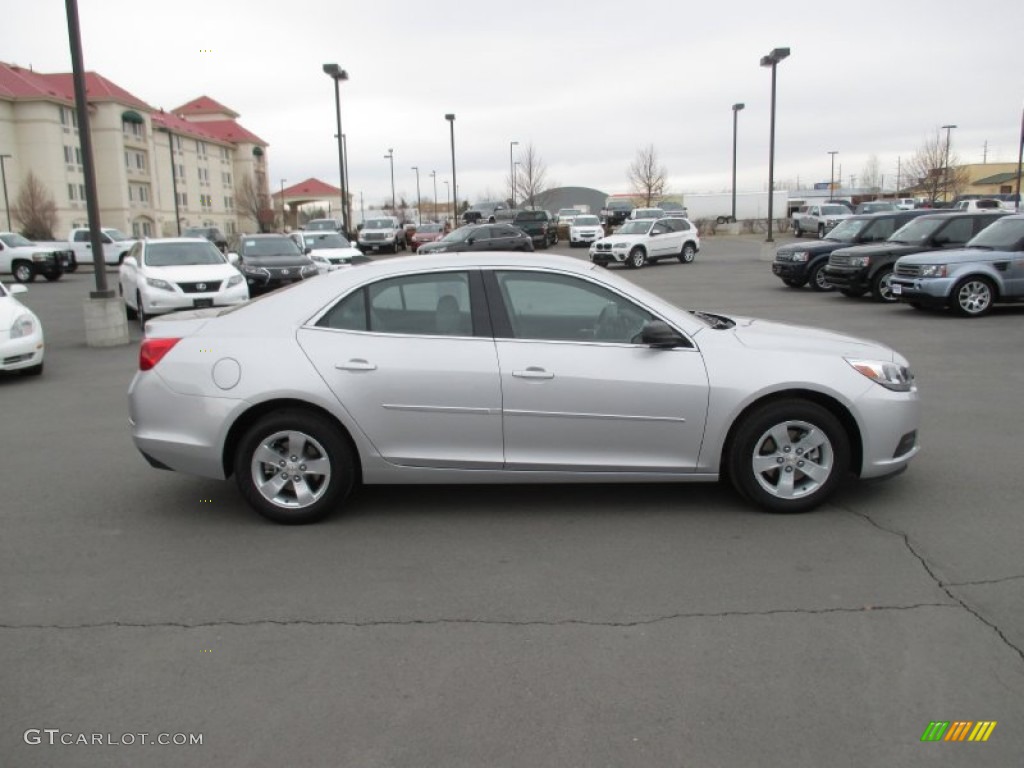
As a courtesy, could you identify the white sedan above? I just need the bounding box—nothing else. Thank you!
[0,280,44,375]
[568,214,605,248]
[119,238,248,327]
[290,232,369,274]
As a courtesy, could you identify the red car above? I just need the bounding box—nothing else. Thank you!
[410,223,445,251]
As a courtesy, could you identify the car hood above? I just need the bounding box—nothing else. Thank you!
[831,243,923,258]
[309,246,362,259]
[139,263,239,282]
[727,316,895,360]
[775,241,847,256]
[240,254,311,266]
[596,233,648,246]
[896,247,1020,265]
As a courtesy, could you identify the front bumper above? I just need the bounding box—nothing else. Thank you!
[889,276,954,306]
[771,261,810,281]
[141,281,249,314]
[854,383,922,480]
[571,231,602,244]
[822,265,868,291]
[358,238,398,252]
[590,248,628,265]
[0,332,44,371]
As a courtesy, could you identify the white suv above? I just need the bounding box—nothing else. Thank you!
[589,217,701,269]
[357,216,407,253]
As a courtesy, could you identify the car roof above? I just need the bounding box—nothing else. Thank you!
[142,237,211,245]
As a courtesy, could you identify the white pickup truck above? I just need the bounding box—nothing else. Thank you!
[791,203,853,238]
[0,232,74,282]
[60,227,138,266]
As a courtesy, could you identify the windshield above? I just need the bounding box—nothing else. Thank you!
[824,218,870,242]
[574,216,600,226]
[0,233,33,247]
[144,242,225,267]
[967,218,1024,250]
[440,227,475,243]
[105,229,131,241]
[659,202,683,211]
[822,206,848,216]
[302,233,348,249]
[617,220,653,235]
[241,237,302,257]
[516,212,546,221]
[363,219,395,229]
[306,220,338,231]
[888,217,947,244]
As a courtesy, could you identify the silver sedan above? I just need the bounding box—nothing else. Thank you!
[128,253,920,524]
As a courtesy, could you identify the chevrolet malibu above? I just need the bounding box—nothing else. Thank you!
[128,253,920,524]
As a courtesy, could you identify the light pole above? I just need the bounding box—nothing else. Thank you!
[443,180,450,223]
[760,46,790,243]
[730,104,744,223]
[828,150,838,200]
[514,161,521,207]
[1015,106,1023,213]
[0,154,12,231]
[383,149,395,215]
[941,124,957,202]
[155,129,180,235]
[445,113,457,221]
[411,166,422,225]
[509,140,518,208]
[322,64,349,235]
[430,170,438,222]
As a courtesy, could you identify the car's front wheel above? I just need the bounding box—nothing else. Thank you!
[728,399,850,513]
[627,247,646,269]
[234,409,355,524]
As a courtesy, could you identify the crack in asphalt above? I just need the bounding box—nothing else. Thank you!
[0,603,957,632]
[946,574,1024,587]
[844,504,1024,665]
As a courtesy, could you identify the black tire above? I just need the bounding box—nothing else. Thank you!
[12,261,34,283]
[728,399,850,514]
[808,261,834,292]
[678,242,697,264]
[840,287,866,298]
[782,278,806,288]
[627,247,646,269]
[136,292,147,330]
[43,271,62,282]
[233,409,355,524]
[869,268,897,302]
[793,224,802,238]
[950,276,995,318]
[817,224,826,239]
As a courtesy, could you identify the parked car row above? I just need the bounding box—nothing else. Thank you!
[773,211,1024,317]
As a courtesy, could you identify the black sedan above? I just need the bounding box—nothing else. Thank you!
[234,234,319,294]
[416,224,534,254]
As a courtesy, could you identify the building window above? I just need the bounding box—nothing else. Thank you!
[75,147,82,165]
[196,140,207,157]
[198,167,209,185]
[173,135,183,153]
[226,220,236,234]
[177,192,188,208]
[60,106,78,129]
[224,196,234,210]
[174,164,185,180]
[220,146,230,161]
[80,184,86,200]
[68,183,76,201]
[123,121,145,140]
[65,146,74,164]
[222,171,232,186]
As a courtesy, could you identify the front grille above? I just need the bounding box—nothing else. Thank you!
[177,280,222,294]
[595,243,612,252]
[268,267,299,278]
[829,254,853,267]
[895,264,921,277]
[362,233,386,241]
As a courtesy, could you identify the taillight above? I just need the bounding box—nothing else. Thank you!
[139,337,181,371]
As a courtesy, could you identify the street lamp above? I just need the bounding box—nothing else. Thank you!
[730,104,744,223]
[443,180,450,223]
[155,129,180,235]
[828,150,838,201]
[430,170,438,222]
[1015,106,1023,213]
[411,166,421,225]
[0,153,12,231]
[941,124,957,202]
[445,113,457,221]
[760,46,790,243]
[509,140,519,208]
[384,149,395,215]
[322,64,349,235]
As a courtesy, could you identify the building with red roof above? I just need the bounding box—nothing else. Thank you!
[0,61,271,239]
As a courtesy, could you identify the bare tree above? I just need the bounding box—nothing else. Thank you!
[235,174,274,232]
[904,130,969,202]
[628,145,668,206]
[508,143,550,209]
[13,172,59,240]
[860,154,882,193]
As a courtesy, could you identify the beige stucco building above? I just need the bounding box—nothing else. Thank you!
[0,61,270,238]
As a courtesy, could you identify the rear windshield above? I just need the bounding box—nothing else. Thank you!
[515,212,547,221]
[363,219,396,229]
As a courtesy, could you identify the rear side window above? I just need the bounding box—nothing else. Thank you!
[935,217,973,245]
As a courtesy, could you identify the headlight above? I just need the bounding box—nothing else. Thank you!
[145,277,174,291]
[242,264,268,275]
[790,251,809,262]
[917,264,947,278]
[10,314,35,339]
[301,263,319,275]
[849,256,870,268]
[226,274,243,288]
[312,255,329,264]
[846,358,914,392]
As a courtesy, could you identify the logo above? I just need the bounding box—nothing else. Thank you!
[281,269,290,275]
[921,721,997,742]
[196,283,206,291]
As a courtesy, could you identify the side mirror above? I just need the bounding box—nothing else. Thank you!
[640,320,686,348]
[227,252,239,264]
[466,237,475,245]
[122,255,137,267]
[9,284,27,296]
[304,247,312,255]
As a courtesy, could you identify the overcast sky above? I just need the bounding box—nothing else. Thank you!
[4,0,1023,207]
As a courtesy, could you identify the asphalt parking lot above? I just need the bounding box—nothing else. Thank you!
[2,236,1023,767]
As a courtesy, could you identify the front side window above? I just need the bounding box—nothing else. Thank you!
[317,272,473,336]
[495,271,654,343]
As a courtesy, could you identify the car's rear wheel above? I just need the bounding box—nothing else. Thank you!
[728,399,849,514]
[793,224,802,238]
[870,268,896,302]
[627,247,646,269]
[817,224,826,238]
[678,242,697,264]
[12,261,34,283]
[234,409,355,524]
[950,276,995,317]
[808,262,833,292]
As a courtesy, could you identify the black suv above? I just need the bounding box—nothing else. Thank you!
[236,234,319,295]
[772,209,936,292]
[183,226,229,252]
[599,200,634,227]
[512,210,558,248]
[823,211,1009,302]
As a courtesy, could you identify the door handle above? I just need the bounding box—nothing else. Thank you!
[336,359,377,371]
[512,367,554,380]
